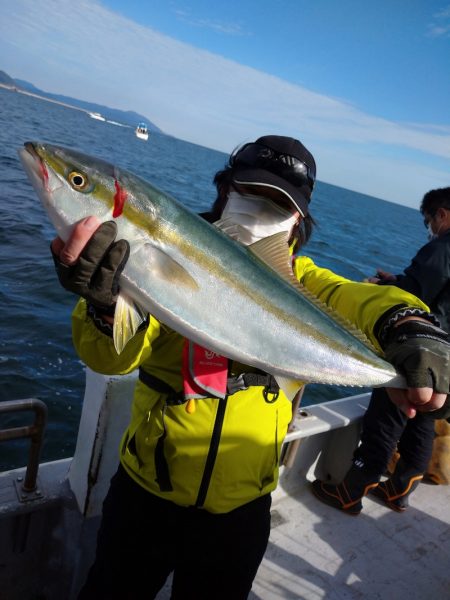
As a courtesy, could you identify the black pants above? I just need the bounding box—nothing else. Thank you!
[78,465,271,600]
[354,387,436,475]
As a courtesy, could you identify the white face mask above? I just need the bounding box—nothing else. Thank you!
[215,190,298,245]
[427,223,437,241]
[427,221,443,241]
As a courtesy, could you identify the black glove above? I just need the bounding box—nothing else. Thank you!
[52,221,130,313]
[384,320,450,419]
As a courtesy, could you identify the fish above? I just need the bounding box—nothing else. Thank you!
[18,141,405,398]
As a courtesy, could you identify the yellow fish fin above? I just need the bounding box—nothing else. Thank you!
[248,232,300,288]
[113,292,147,354]
[273,375,305,402]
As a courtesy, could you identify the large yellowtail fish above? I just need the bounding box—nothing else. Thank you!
[19,142,405,398]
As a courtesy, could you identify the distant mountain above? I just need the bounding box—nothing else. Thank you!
[0,70,17,87]
[0,69,162,132]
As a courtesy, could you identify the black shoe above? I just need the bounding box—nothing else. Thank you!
[370,483,409,512]
[369,464,423,513]
[311,479,365,515]
[311,463,380,516]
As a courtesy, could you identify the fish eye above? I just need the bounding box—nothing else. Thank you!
[68,170,90,191]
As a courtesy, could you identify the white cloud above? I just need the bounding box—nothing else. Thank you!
[0,0,448,206]
[173,9,248,36]
[427,5,450,37]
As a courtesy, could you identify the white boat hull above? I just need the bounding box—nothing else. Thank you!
[88,112,105,121]
[135,131,149,141]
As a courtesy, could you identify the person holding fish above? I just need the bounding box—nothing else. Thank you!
[22,135,450,599]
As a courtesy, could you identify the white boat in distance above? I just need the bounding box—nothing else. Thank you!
[135,122,149,140]
[88,111,106,121]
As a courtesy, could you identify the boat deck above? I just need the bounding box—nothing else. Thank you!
[3,377,448,599]
[254,479,450,599]
[157,478,450,599]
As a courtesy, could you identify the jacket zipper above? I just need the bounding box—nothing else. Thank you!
[195,397,228,508]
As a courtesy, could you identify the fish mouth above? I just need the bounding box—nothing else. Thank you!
[18,142,48,188]
[23,141,40,160]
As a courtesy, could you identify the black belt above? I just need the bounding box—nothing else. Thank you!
[226,372,279,402]
[138,369,185,405]
[138,368,280,403]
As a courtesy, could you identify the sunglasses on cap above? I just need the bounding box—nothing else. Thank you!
[232,143,316,190]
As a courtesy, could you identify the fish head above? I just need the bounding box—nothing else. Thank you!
[18,141,142,242]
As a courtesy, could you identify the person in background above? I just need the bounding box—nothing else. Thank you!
[50,136,450,599]
[312,187,450,515]
[371,187,450,333]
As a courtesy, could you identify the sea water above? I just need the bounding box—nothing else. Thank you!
[0,87,427,470]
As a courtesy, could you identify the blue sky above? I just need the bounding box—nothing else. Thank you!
[1,0,449,207]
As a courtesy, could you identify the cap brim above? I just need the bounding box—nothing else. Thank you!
[232,168,309,217]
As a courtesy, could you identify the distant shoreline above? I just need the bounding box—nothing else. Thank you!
[0,82,94,115]
[0,83,134,129]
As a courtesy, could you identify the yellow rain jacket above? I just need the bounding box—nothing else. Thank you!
[72,255,430,513]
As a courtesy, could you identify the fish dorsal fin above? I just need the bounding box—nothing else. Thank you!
[297,283,380,353]
[249,233,379,355]
[113,291,147,353]
[248,232,300,286]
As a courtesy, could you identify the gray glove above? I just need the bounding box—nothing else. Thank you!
[384,320,450,419]
[52,221,129,313]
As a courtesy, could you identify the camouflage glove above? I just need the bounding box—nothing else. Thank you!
[52,221,129,313]
[384,320,450,419]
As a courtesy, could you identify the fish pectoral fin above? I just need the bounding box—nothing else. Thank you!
[113,292,147,353]
[273,375,305,402]
[142,244,199,290]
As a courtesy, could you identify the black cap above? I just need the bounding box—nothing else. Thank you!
[230,135,316,217]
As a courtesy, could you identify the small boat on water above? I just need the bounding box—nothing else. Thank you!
[88,111,106,121]
[1,370,449,599]
[135,122,149,141]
